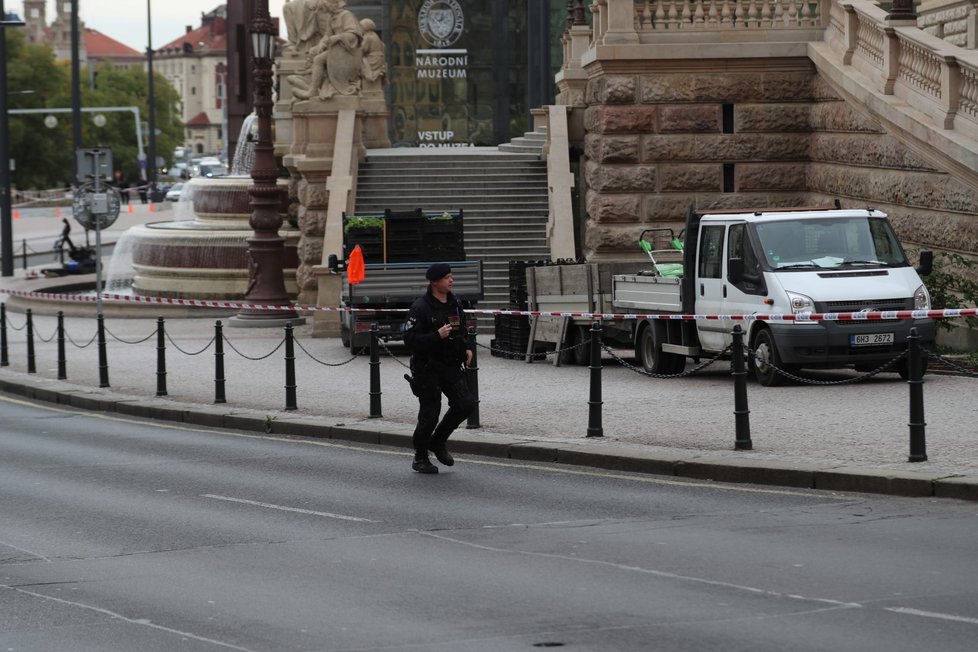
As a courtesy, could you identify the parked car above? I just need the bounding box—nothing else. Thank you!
[164,183,184,202]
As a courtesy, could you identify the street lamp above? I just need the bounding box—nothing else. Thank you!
[234,0,299,324]
[146,0,158,199]
[1,1,26,277]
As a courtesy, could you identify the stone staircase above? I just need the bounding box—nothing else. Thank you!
[497,128,547,155]
[353,148,550,331]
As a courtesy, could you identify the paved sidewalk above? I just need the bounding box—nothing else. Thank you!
[1,274,977,502]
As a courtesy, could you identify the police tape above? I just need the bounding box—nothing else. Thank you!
[2,288,977,324]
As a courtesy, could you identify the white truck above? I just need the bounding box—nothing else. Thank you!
[613,206,936,385]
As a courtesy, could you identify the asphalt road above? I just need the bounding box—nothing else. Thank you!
[1,395,976,651]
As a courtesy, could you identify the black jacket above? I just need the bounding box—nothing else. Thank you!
[404,288,473,369]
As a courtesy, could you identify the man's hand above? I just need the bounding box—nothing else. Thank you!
[465,350,473,367]
[437,324,452,339]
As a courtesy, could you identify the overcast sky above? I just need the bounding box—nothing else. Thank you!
[33,1,290,52]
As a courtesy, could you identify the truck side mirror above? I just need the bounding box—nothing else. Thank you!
[728,257,745,284]
[327,254,339,273]
[916,250,933,276]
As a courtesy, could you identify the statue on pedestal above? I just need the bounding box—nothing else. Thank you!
[288,0,365,102]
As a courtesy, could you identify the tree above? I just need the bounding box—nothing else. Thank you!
[5,30,71,190]
[82,62,183,184]
[4,29,184,190]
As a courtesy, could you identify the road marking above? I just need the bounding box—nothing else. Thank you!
[422,531,864,609]
[0,394,843,499]
[885,607,978,625]
[201,494,375,523]
[2,583,258,651]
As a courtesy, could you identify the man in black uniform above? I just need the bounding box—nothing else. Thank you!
[403,263,477,473]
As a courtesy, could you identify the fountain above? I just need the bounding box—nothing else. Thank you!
[104,113,299,301]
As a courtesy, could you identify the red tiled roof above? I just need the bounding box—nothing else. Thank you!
[85,28,143,59]
[158,18,227,56]
[186,112,213,127]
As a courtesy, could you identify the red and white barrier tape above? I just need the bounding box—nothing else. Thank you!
[2,288,976,323]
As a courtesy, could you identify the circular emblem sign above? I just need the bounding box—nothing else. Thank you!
[418,0,464,48]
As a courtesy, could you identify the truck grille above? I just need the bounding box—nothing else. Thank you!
[816,298,912,324]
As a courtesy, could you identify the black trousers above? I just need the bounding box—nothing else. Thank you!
[412,361,477,454]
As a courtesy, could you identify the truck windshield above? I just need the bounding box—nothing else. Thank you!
[752,217,908,270]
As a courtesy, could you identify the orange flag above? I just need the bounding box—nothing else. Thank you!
[347,244,365,285]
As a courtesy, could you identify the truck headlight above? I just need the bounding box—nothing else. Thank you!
[914,284,931,310]
[785,291,815,322]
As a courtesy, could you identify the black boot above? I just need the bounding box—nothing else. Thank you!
[412,453,438,474]
[430,441,454,466]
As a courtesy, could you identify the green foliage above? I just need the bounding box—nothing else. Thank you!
[5,31,72,189]
[344,216,385,232]
[923,251,978,332]
[82,62,184,183]
[4,30,183,189]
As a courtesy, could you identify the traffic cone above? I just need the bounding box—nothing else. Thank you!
[148,201,155,213]
[13,209,20,220]
[128,204,134,214]
[55,206,62,218]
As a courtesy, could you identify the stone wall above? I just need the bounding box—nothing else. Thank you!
[579,62,978,261]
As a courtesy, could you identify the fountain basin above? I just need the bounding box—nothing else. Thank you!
[114,176,300,300]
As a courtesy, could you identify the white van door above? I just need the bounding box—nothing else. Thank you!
[720,222,767,347]
[695,223,727,351]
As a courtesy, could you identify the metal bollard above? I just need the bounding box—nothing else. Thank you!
[284,321,297,411]
[96,314,110,388]
[21,239,27,271]
[56,311,66,380]
[155,317,167,397]
[907,328,927,462]
[731,325,753,450]
[466,325,481,429]
[26,309,36,374]
[369,323,382,418]
[1,303,7,367]
[587,320,603,438]
[214,320,226,404]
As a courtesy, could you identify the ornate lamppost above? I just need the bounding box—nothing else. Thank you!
[235,1,299,324]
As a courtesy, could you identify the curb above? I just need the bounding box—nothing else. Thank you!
[2,372,976,502]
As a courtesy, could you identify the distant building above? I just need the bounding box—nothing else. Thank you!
[20,0,142,69]
[156,5,228,158]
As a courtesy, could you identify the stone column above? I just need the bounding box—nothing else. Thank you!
[282,96,363,315]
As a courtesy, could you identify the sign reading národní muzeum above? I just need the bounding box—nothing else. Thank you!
[389,0,531,149]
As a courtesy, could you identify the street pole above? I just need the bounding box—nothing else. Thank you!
[71,0,81,166]
[147,0,157,198]
[233,0,299,325]
[0,0,25,278]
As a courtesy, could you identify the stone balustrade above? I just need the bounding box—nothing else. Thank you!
[560,0,978,145]
[632,0,825,31]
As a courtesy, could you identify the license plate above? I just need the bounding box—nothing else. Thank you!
[850,332,894,346]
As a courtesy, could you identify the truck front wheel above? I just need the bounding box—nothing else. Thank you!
[638,322,684,375]
[750,329,786,387]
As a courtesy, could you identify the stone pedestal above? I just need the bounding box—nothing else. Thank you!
[311,266,342,337]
